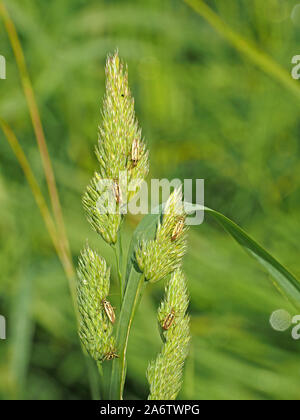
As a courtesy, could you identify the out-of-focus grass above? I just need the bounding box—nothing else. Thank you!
[0,0,300,400]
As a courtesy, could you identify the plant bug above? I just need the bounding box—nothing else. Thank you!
[162,308,176,330]
[113,179,122,204]
[171,216,185,241]
[102,298,116,324]
[103,349,119,361]
[131,138,140,167]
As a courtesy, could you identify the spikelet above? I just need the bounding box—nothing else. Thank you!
[135,188,188,283]
[147,270,190,400]
[83,51,149,245]
[77,246,117,362]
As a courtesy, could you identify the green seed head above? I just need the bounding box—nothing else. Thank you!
[83,51,149,245]
[147,270,190,400]
[83,172,122,245]
[158,269,189,330]
[77,246,116,361]
[136,188,188,283]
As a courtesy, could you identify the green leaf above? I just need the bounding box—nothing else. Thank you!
[184,0,300,102]
[186,203,300,310]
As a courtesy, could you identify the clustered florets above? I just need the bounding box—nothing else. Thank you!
[83,52,149,245]
[77,246,117,361]
[77,52,190,400]
[147,270,190,400]
[135,188,188,283]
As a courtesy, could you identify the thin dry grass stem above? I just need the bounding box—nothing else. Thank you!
[0,1,73,274]
[0,119,98,396]
[0,119,78,315]
[184,0,300,101]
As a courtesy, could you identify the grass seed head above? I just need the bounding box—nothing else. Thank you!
[83,51,149,245]
[77,245,116,362]
[102,298,116,324]
[162,308,176,330]
[135,187,188,283]
[147,269,190,400]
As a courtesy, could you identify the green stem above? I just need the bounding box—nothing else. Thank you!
[118,229,124,297]
[113,244,122,300]
[109,268,146,399]
[98,360,113,400]
[84,358,100,400]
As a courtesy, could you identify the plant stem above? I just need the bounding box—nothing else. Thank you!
[85,358,100,400]
[118,228,124,296]
[113,244,123,301]
[109,269,146,399]
[0,119,77,307]
[0,0,74,279]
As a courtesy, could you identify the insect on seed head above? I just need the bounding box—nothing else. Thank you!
[102,298,116,324]
[113,178,122,204]
[131,138,140,167]
[163,308,176,330]
[171,216,185,242]
[103,349,119,361]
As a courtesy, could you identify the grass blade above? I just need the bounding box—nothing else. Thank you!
[0,119,77,309]
[0,0,74,275]
[204,207,300,310]
[184,0,300,101]
[184,203,300,310]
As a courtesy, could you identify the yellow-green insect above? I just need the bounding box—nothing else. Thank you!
[131,138,140,167]
[171,216,185,241]
[102,298,116,324]
[113,179,122,204]
[103,349,119,361]
[163,308,176,330]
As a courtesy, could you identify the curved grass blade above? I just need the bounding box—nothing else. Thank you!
[0,0,73,272]
[0,119,77,306]
[184,0,300,102]
[185,203,300,310]
[206,207,300,310]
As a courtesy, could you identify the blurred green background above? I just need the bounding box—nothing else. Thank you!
[1,0,300,400]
